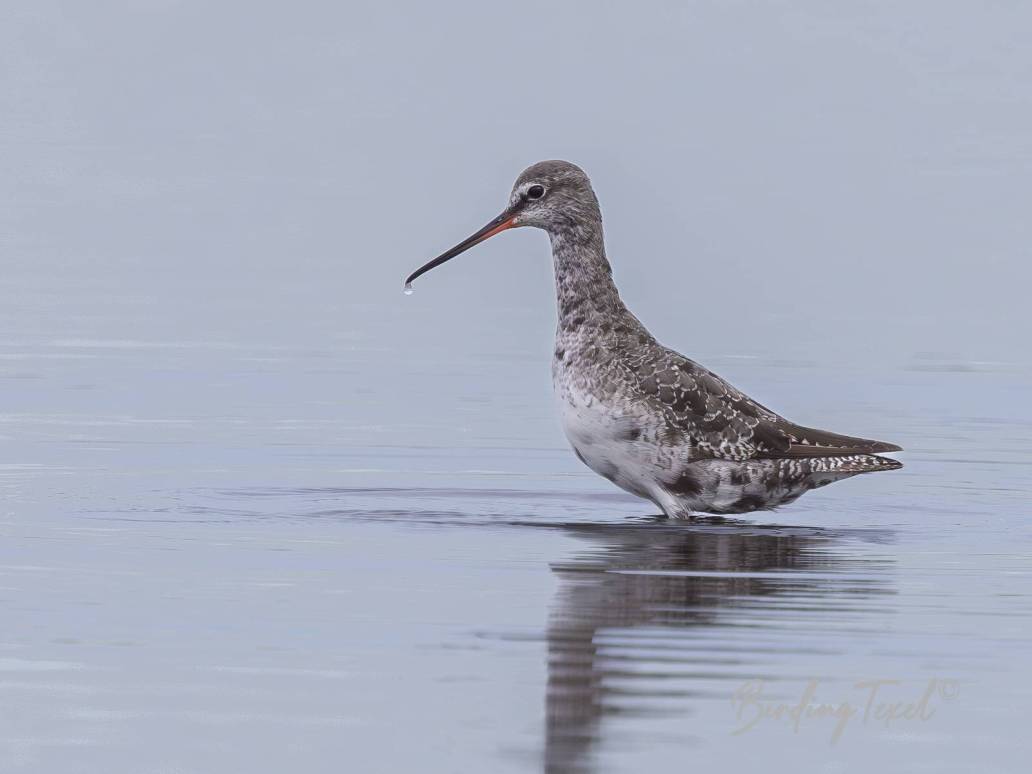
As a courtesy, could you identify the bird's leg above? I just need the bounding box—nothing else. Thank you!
[668,509,700,521]
[652,490,699,521]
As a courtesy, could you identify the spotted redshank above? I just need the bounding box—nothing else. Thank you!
[404,161,901,517]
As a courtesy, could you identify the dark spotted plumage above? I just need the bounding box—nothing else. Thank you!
[406,160,903,518]
[622,340,898,462]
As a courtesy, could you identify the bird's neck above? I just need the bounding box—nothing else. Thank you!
[550,224,640,339]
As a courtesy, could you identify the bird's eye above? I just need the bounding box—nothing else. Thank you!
[527,184,545,200]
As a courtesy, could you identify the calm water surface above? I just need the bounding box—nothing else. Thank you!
[4,2,1032,770]
[2,280,1030,773]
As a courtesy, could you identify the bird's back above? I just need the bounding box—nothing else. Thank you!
[616,339,901,464]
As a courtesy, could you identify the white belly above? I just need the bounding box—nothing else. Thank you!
[555,383,660,503]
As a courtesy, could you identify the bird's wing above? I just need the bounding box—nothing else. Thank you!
[628,348,901,461]
[763,421,902,457]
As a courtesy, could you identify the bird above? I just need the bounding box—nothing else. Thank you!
[404,161,902,518]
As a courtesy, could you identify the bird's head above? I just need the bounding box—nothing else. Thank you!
[404,160,600,289]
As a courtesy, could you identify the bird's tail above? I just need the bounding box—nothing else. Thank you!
[802,453,903,475]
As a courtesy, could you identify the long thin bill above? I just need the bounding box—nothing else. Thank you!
[404,210,516,287]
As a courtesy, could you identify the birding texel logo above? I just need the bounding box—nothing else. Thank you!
[730,677,959,743]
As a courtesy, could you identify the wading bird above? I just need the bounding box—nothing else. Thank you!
[405,161,901,518]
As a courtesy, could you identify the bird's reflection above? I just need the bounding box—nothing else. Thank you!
[544,520,895,772]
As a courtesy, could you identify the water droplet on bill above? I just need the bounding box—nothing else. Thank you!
[403,283,414,296]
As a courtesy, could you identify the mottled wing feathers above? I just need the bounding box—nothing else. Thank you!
[750,420,793,454]
[628,346,900,462]
[629,352,782,460]
[773,422,902,457]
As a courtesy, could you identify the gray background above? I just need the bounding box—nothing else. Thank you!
[4,1,1029,370]
[2,3,1031,773]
